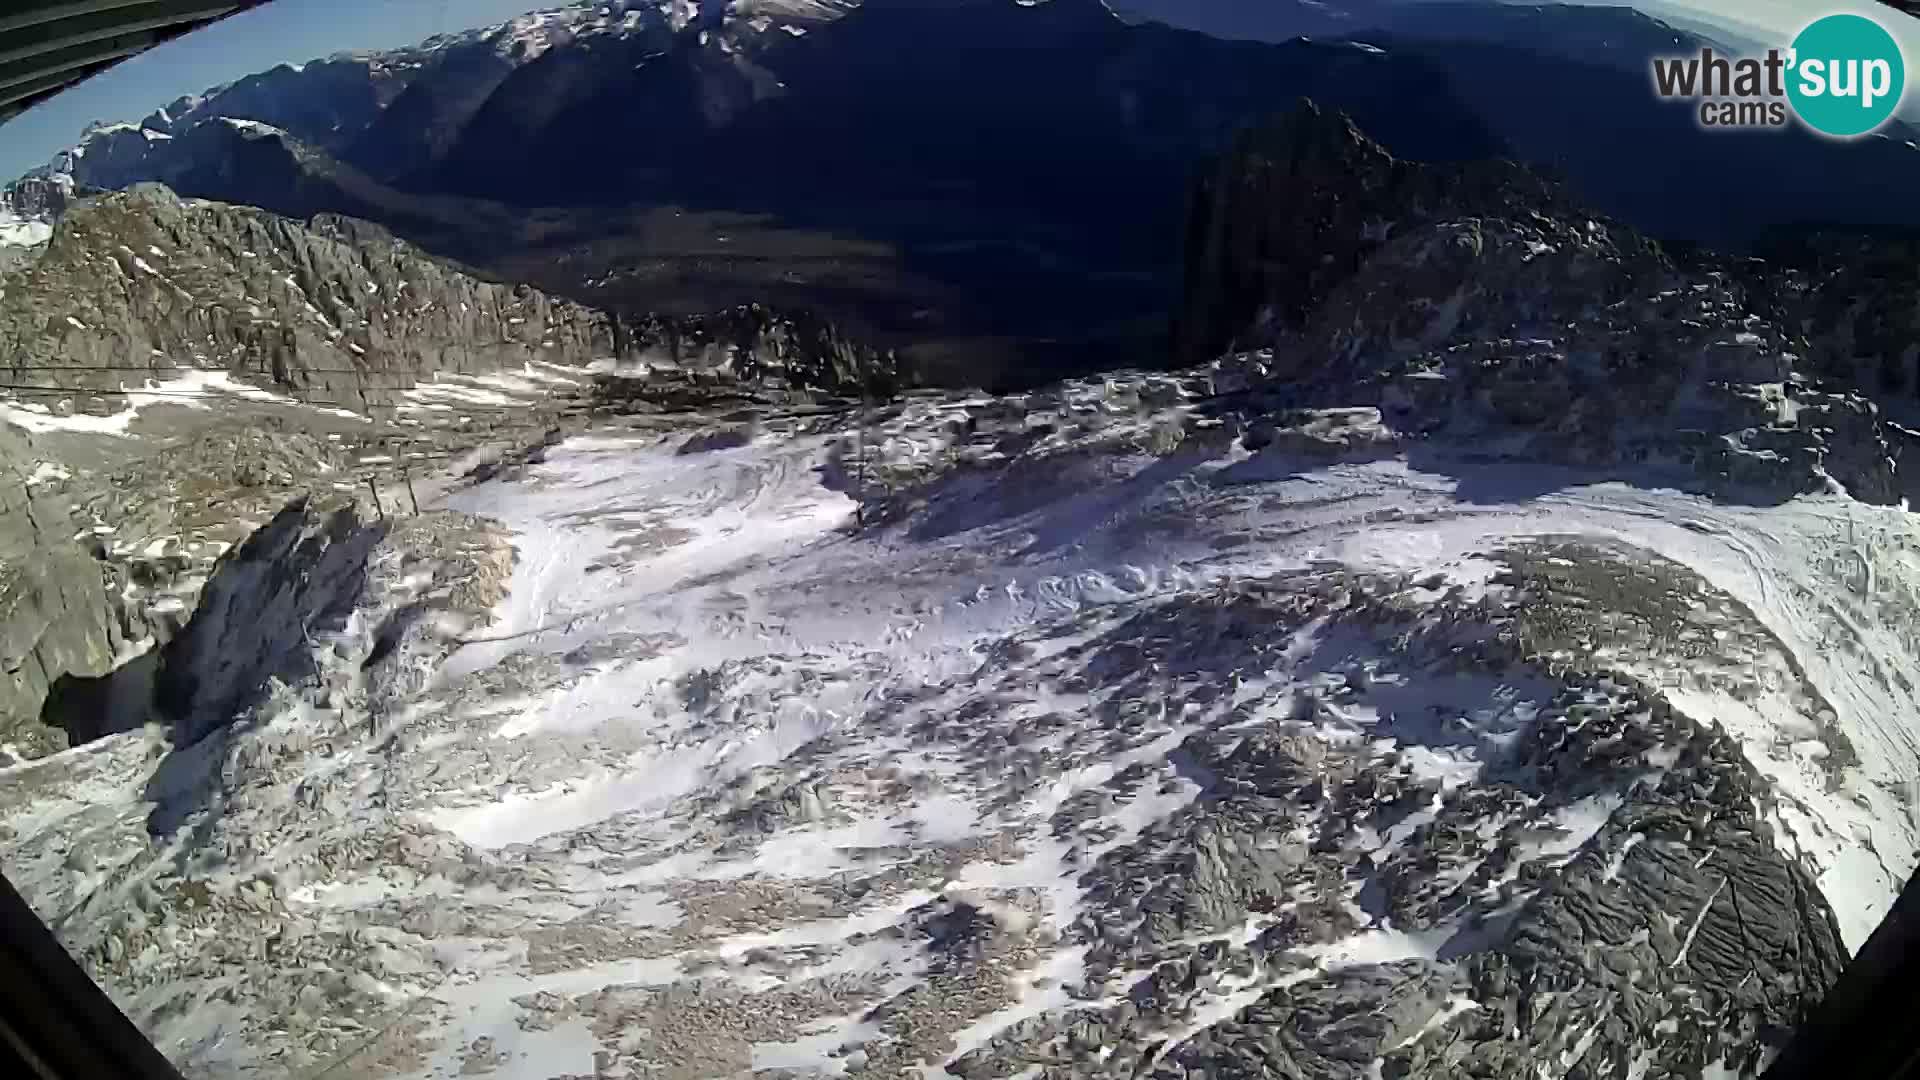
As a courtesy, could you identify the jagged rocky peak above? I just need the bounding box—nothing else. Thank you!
[596,304,899,407]
[1174,97,1626,364]
[1745,227,1920,402]
[1180,99,1920,507]
[0,183,606,407]
[13,0,860,200]
[1174,98,1409,361]
[0,185,891,412]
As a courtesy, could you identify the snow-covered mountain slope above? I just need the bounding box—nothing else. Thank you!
[0,179,888,768]
[6,73,1920,1080]
[1,370,1911,1078]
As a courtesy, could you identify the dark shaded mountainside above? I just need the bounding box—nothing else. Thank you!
[23,0,1920,388]
[1110,0,1702,49]
[1118,0,1920,250]
[1177,99,1920,508]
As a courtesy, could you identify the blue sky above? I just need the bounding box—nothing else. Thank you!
[7,0,1920,182]
[1,0,549,180]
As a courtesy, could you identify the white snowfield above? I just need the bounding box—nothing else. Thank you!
[2,387,1917,1078]
[438,427,1920,947]
[0,361,548,437]
[0,368,334,436]
[423,424,1919,1075]
[0,209,53,248]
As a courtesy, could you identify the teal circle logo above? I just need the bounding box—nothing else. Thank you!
[1787,13,1906,138]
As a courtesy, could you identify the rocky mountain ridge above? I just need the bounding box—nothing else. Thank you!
[2,185,600,406]
[0,185,888,406]
[20,0,857,197]
[1,175,77,221]
[1179,100,1920,508]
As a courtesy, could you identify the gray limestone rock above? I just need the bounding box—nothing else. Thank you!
[1178,100,1919,505]
[0,185,895,412]
[149,499,385,748]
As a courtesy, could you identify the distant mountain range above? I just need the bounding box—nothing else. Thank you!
[9,0,1920,384]
[1108,0,1757,60]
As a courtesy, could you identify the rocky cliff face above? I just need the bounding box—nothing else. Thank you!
[1746,228,1920,408]
[0,406,373,759]
[147,500,387,749]
[1173,99,1599,365]
[594,304,899,408]
[339,43,521,186]
[1179,101,1920,507]
[0,420,145,760]
[1,175,77,220]
[35,495,499,766]
[145,56,412,160]
[0,185,607,408]
[0,185,888,410]
[0,176,76,270]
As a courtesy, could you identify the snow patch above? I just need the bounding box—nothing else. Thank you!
[0,369,321,436]
[0,211,52,248]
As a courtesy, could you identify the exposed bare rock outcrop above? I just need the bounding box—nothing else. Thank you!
[1,185,894,414]
[1177,100,1920,507]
